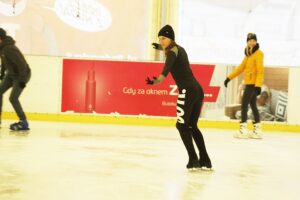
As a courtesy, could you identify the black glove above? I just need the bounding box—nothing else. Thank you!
[146,76,157,85]
[224,78,230,87]
[152,43,159,50]
[255,87,261,95]
[19,82,26,88]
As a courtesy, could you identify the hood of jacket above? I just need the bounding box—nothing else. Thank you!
[0,36,16,51]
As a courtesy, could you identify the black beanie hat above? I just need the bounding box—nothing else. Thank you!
[158,25,175,41]
[0,28,7,40]
[247,33,257,42]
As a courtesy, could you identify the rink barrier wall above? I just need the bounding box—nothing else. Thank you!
[2,112,300,133]
[2,56,300,130]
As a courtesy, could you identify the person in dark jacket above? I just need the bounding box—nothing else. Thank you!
[0,28,31,130]
[147,25,212,171]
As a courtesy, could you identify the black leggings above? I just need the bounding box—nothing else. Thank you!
[241,85,260,123]
[176,84,209,161]
[0,75,30,120]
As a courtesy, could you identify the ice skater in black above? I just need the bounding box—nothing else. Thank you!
[0,28,31,130]
[146,25,212,170]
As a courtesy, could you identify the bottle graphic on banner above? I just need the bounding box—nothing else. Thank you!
[85,68,96,113]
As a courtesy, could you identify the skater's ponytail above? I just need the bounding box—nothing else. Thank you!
[164,40,177,56]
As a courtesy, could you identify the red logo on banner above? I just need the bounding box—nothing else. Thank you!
[61,59,220,117]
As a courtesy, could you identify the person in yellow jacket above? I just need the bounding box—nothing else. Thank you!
[224,33,264,139]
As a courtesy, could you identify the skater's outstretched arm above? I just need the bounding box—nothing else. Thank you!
[152,43,163,51]
[152,47,177,85]
[146,74,165,85]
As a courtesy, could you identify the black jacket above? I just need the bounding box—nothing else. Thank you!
[161,45,197,89]
[0,36,30,82]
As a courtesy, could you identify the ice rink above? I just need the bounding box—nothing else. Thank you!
[0,120,300,200]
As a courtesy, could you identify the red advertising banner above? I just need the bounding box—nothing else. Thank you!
[61,59,220,117]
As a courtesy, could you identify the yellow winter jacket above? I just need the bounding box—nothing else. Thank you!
[227,49,264,87]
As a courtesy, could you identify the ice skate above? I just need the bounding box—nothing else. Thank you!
[186,159,200,171]
[199,156,212,170]
[10,120,30,131]
[249,123,262,139]
[234,122,248,139]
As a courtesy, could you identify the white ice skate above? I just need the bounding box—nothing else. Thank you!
[234,122,248,139]
[249,123,262,139]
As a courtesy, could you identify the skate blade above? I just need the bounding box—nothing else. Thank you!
[200,167,214,171]
[188,168,199,172]
[9,127,30,131]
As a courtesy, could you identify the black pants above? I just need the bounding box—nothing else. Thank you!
[0,75,30,121]
[241,85,260,123]
[176,83,209,161]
